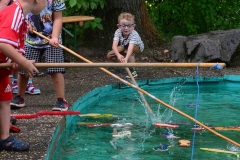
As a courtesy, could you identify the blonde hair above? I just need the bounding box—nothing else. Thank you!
[118,12,135,24]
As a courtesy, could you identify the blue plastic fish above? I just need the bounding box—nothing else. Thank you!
[160,132,180,139]
[186,103,199,107]
[153,144,173,151]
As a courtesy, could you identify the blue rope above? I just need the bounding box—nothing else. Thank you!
[191,62,201,160]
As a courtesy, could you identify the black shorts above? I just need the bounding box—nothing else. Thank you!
[20,46,65,74]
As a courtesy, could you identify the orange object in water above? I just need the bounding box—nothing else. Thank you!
[87,123,111,128]
[154,123,179,128]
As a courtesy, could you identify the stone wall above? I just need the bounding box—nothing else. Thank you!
[171,29,240,66]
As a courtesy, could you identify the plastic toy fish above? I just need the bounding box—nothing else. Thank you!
[160,132,180,139]
[153,144,174,151]
[165,121,190,125]
[185,103,199,107]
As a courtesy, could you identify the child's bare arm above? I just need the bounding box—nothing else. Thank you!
[112,40,124,62]
[50,10,63,47]
[0,43,38,77]
[123,43,134,63]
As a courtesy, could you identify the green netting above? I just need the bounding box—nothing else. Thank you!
[46,75,240,160]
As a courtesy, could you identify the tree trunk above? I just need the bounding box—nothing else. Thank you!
[82,0,163,50]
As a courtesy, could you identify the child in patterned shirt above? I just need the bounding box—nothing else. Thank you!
[107,12,144,78]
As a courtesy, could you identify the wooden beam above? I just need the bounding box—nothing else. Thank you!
[0,63,226,68]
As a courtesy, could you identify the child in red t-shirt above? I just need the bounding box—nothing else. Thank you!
[0,0,46,151]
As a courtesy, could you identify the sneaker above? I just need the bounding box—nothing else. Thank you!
[12,81,18,94]
[126,69,138,78]
[10,95,25,108]
[52,98,68,111]
[25,83,41,95]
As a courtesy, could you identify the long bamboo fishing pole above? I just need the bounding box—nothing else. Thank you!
[126,67,153,114]
[32,31,240,147]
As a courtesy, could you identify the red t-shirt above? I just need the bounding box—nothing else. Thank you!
[0,2,27,77]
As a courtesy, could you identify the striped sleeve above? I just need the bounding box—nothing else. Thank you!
[113,29,122,41]
[0,4,24,48]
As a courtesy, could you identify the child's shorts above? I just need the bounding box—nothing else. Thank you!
[20,46,66,75]
[107,45,141,62]
[0,76,12,101]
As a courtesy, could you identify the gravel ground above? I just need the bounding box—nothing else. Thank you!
[1,54,240,160]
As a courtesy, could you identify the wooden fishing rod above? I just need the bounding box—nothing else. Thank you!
[126,67,153,114]
[32,30,240,147]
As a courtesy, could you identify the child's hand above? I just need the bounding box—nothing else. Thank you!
[20,60,39,78]
[117,55,124,63]
[122,58,128,63]
[49,38,59,47]
[12,62,19,70]
[28,24,36,34]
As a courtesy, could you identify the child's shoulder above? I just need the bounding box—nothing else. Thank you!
[131,30,141,36]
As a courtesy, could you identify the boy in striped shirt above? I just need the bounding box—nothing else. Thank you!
[107,12,144,78]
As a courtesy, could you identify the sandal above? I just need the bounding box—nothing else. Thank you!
[25,83,41,95]
[0,136,30,151]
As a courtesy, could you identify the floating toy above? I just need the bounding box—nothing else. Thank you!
[178,140,190,147]
[200,148,240,158]
[112,131,131,138]
[87,123,111,128]
[79,113,113,118]
[91,114,113,118]
[77,122,101,126]
[110,123,133,127]
[154,123,179,128]
[153,144,174,151]
[165,121,190,125]
[191,124,214,132]
[160,132,180,139]
[185,103,199,107]
[79,113,101,117]
[213,126,240,131]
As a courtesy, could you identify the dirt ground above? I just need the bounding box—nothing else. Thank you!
[1,46,240,160]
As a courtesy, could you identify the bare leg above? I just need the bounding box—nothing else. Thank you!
[128,55,135,63]
[12,69,18,79]
[17,74,28,98]
[0,101,10,140]
[50,73,65,99]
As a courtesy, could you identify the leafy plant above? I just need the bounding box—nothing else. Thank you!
[146,0,240,39]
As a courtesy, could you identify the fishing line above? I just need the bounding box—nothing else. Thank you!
[191,62,201,160]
